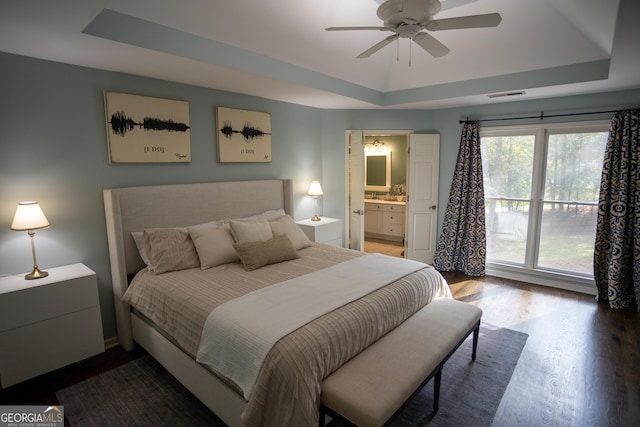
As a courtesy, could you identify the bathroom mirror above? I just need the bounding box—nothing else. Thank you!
[365,151,391,192]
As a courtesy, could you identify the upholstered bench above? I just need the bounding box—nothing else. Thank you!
[319,298,482,427]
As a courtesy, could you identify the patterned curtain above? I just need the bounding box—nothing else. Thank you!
[433,121,486,276]
[594,109,640,310]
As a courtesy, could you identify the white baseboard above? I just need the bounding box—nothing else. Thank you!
[485,264,598,296]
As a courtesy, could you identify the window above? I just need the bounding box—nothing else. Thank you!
[482,132,534,264]
[481,121,609,278]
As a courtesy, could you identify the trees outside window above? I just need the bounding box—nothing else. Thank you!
[481,121,609,277]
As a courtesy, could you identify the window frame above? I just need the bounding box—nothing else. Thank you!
[480,120,610,288]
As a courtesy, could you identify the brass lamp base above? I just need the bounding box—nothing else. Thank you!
[311,215,321,221]
[25,266,48,280]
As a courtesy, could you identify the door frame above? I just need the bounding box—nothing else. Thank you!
[344,129,413,251]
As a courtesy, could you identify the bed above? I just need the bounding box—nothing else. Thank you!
[104,179,451,427]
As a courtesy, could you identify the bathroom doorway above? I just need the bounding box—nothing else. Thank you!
[345,131,440,263]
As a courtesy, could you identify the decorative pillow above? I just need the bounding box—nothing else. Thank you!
[131,231,153,270]
[257,209,286,221]
[133,220,222,271]
[188,223,239,269]
[269,215,312,250]
[232,209,285,222]
[233,234,300,271]
[143,227,200,274]
[229,218,273,243]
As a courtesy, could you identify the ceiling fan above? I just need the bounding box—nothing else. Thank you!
[326,0,502,60]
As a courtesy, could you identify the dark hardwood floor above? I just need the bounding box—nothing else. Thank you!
[1,273,638,426]
[0,344,147,406]
[443,272,640,427]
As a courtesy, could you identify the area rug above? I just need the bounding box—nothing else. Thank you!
[56,356,225,427]
[56,324,527,427]
[381,324,528,427]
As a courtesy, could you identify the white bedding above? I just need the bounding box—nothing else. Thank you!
[123,243,452,426]
[106,180,452,427]
[196,253,427,399]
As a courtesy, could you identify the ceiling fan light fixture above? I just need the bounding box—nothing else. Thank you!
[397,24,422,38]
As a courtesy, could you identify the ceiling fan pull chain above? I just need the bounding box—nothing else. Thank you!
[396,37,400,62]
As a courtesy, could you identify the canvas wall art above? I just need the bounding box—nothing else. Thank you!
[216,107,272,163]
[104,91,191,163]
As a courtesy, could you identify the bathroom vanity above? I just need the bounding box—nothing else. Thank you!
[364,199,405,242]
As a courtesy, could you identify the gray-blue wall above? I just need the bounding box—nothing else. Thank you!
[2,52,639,340]
[0,53,324,339]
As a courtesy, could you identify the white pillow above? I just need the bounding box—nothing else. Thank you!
[244,209,285,221]
[269,215,312,250]
[132,231,153,270]
[188,223,239,269]
[260,209,286,220]
[229,209,286,222]
[229,218,274,243]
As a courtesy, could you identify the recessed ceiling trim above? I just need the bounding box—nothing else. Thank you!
[382,60,610,106]
[83,9,383,106]
[83,9,611,109]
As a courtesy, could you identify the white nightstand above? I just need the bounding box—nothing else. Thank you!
[0,263,105,388]
[296,217,343,247]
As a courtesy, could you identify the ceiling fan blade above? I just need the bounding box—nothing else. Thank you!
[326,26,389,31]
[425,13,502,31]
[357,34,399,58]
[413,32,450,57]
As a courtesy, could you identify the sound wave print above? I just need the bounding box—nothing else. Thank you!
[219,120,271,141]
[109,111,190,137]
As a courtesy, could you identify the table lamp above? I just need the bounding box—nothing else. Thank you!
[11,201,50,279]
[307,181,323,221]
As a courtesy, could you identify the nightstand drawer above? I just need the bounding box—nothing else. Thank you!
[0,263,104,388]
[0,307,104,388]
[0,274,99,332]
[311,221,341,242]
[296,217,343,247]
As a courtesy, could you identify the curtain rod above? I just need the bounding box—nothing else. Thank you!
[459,109,624,124]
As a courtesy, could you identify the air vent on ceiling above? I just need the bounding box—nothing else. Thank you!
[488,91,526,99]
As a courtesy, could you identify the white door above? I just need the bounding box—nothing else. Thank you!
[347,131,365,251]
[405,134,440,263]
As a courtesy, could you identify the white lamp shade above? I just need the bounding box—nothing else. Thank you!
[307,181,323,196]
[11,201,50,231]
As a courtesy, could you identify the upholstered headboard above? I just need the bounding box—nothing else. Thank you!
[103,179,294,349]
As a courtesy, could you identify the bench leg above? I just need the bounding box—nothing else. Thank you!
[471,323,480,361]
[433,369,441,413]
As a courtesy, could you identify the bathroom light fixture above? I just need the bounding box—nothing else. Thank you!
[307,181,324,221]
[11,201,50,279]
[364,139,386,152]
